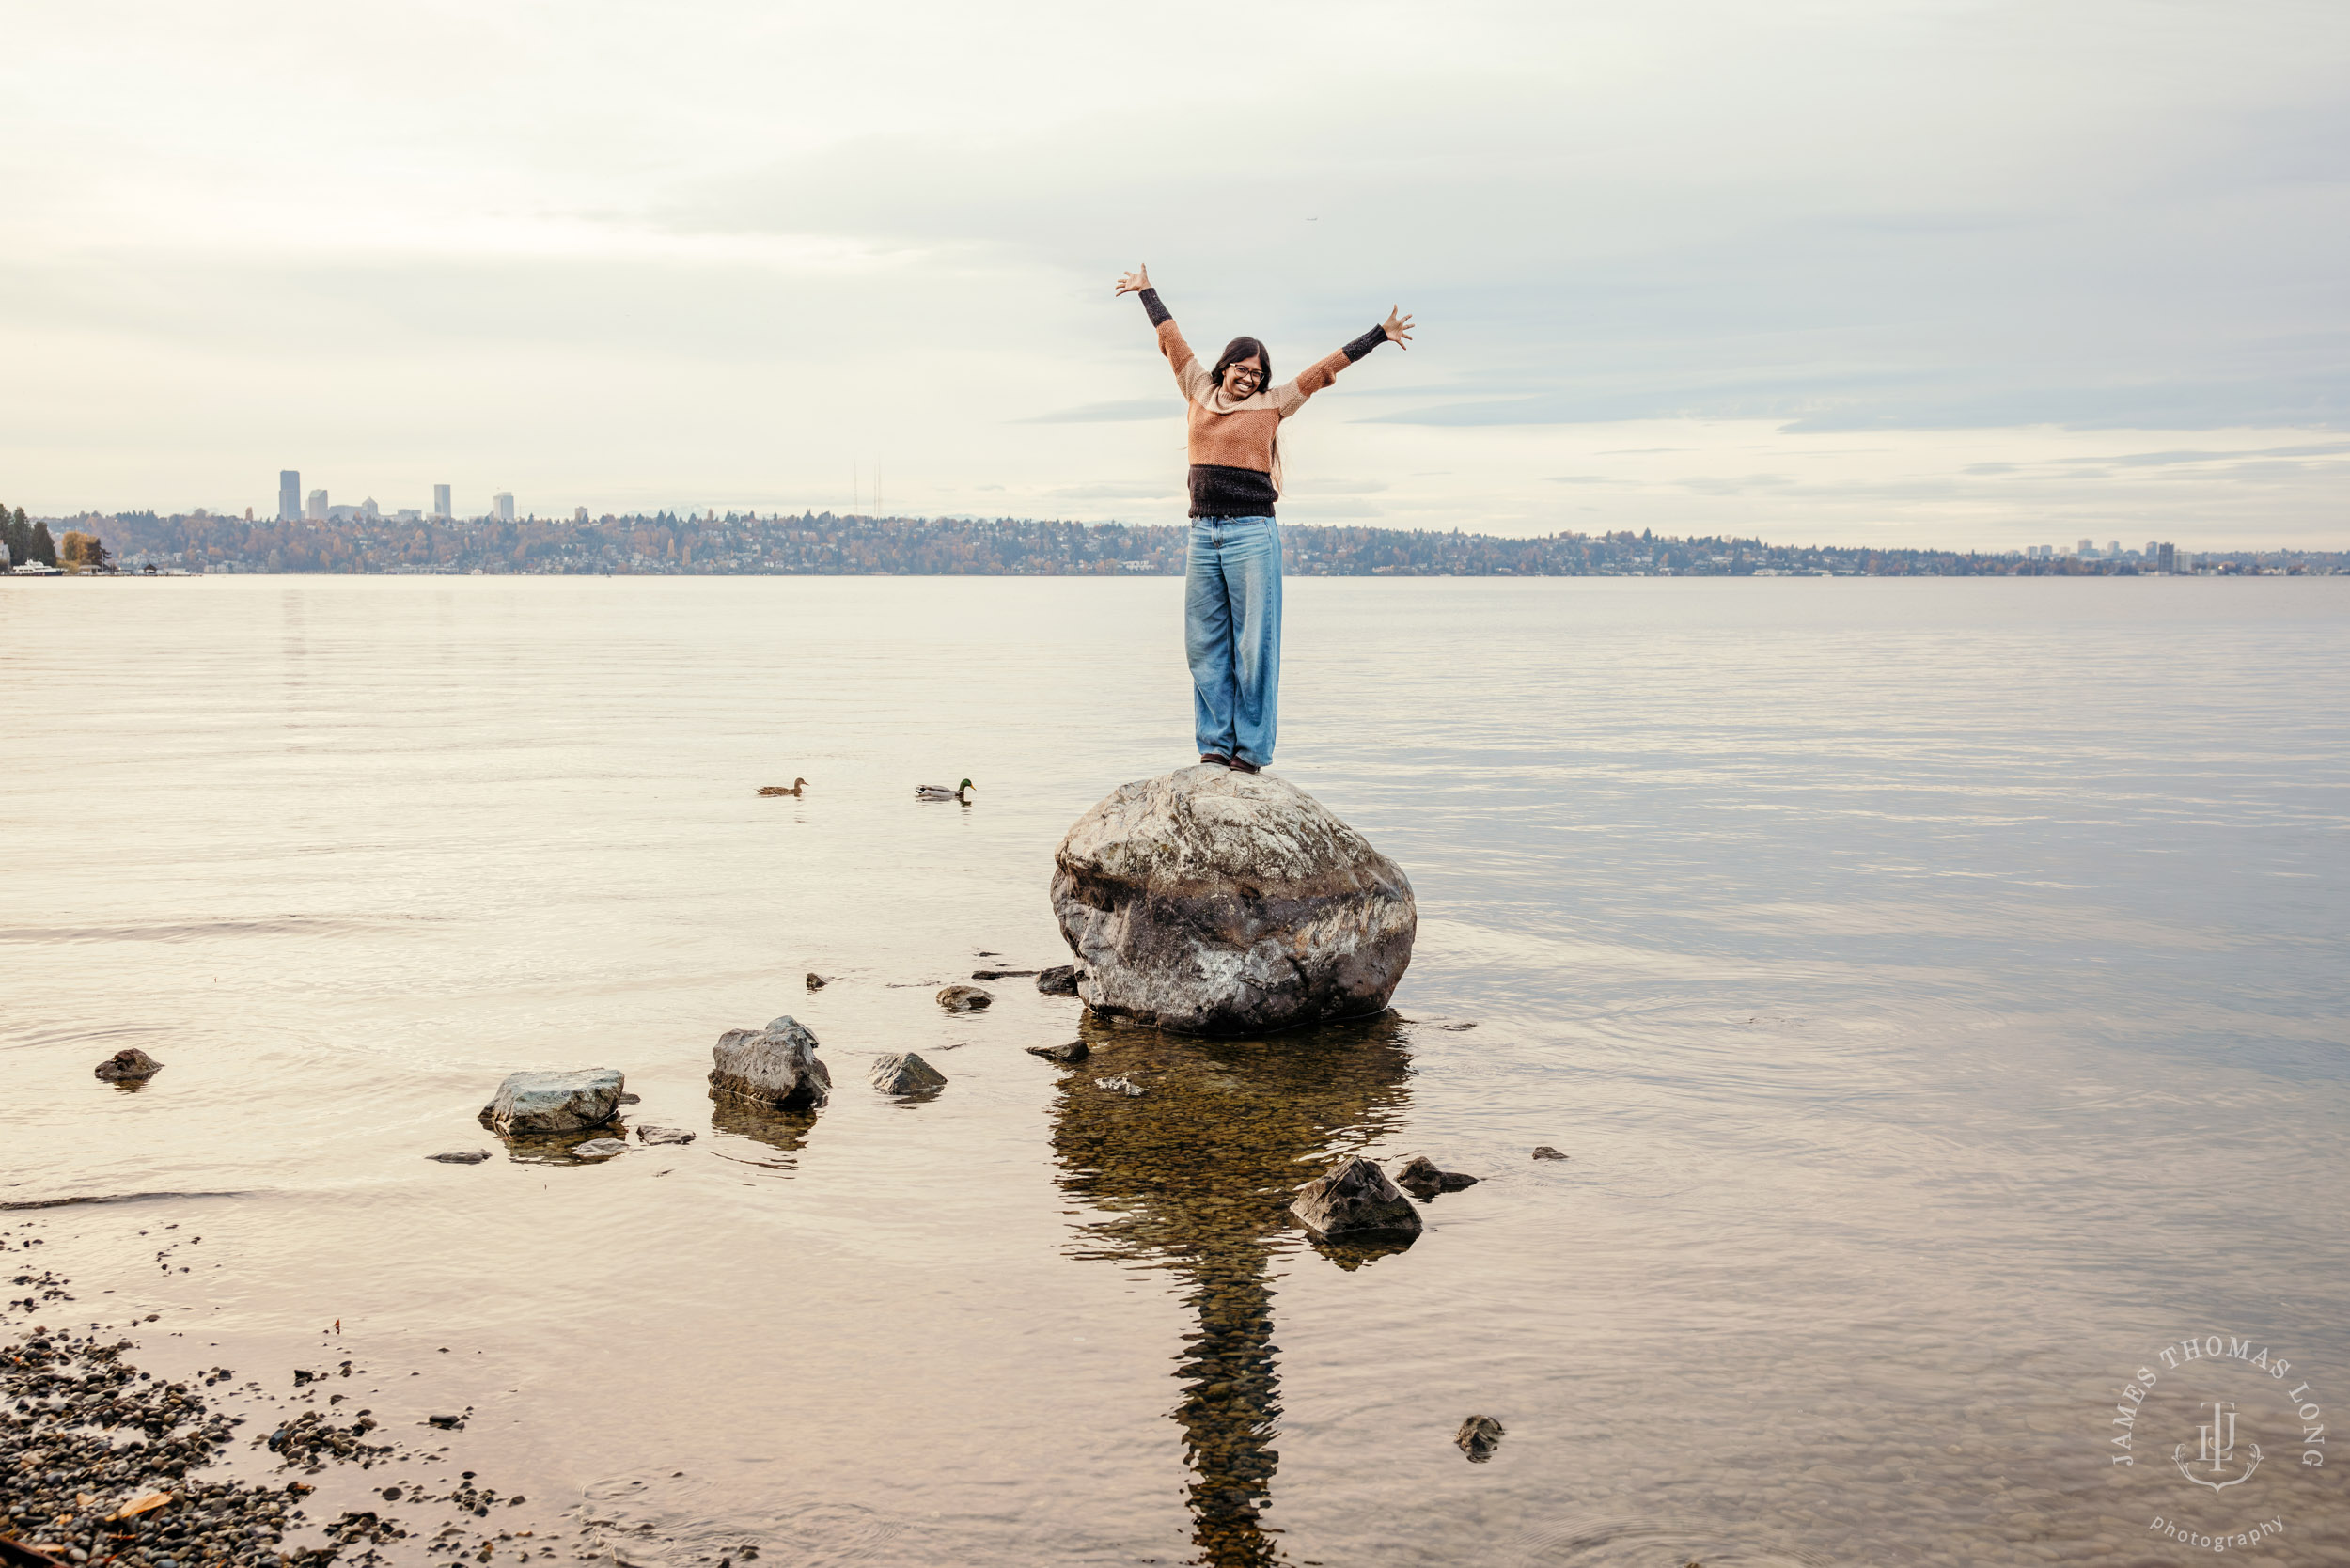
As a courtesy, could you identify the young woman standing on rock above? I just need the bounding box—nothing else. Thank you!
[1114,264,1413,773]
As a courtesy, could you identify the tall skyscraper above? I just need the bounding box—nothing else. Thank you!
[306,488,328,522]
[494,492,514,523]
[279,471,300,523]
[2157,542,2176,573]
[433,484,451,521]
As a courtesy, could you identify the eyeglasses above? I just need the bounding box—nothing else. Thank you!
[1227,366,1261,383]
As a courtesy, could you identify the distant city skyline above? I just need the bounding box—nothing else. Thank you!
[73,506,2335,580]
[4,3,2345,545]
[23,464,2338,561]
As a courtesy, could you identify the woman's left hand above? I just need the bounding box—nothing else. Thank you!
[1383,306,1415,348]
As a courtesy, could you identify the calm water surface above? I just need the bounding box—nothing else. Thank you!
[4,576,2347,1566]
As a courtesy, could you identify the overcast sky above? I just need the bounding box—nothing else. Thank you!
[4,0,2344,546]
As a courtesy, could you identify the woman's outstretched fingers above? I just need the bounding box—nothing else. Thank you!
[1115,263,1152,295]
[1384,306,1415,346]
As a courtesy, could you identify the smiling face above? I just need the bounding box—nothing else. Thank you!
[1220,356,1263,399]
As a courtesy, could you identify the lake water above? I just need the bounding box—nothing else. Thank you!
[5,575,2346,1566]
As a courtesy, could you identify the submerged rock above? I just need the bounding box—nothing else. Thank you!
[970,968,1039,980]
[94,1048,164,1081]
[1025,1040,1089,1063]
[936,984,993,1012]
[425,1150,493,1165]
[1035,964,1082,996]
[1393,1154,1480,1199]
[709,1016,831,1110]
[1051,765,1416,1036]
[478,1069,626,1135]
[1094,1074,1145,1096]
[634,1125,696,1146]
[1531,1145,1569,1161]
[870,1052,947,1094]
[1456,1414,1505,1462]
[1290,1156,1421,1240]
[572,1137,629,1159]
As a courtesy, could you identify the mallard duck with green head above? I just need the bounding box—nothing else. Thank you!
[916,778,975,803]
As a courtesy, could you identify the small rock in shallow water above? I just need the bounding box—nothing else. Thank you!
[1291,1156,1420,1239]
[870,1052,948,1093]
[1393,1154,1480,1199]
[805,972,827,990]
[1531,1145,1568,1161]
[970,968,1038,980]
[936,984,993,1012]
[95,1048,164,1081]
[1034,964,1081,996]
[635,1125,695,1145]
[426,1150,493,1165]
[1439,1021,1478,1031]
[617,1091,642,1105]
[1025,1041,1089,1063]
[572,1138,629,1158]
[1093,1074,1145,1096]
[1455,1413,1505,1461]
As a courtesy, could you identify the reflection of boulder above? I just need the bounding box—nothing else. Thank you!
[708,1093,820,1170]
[498,1125,636,1166]
[1052,767,1417,1036]
[1048,1011,1415,1565]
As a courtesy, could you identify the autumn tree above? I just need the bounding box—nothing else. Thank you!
[59,530,111,572]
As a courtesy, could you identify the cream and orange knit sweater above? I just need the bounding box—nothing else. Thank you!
[1138,288,1388,518]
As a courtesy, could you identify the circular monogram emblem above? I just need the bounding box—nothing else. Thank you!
[2106,1333,2325,1553]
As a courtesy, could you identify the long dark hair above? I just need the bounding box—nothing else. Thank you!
[1208,336,1281,492]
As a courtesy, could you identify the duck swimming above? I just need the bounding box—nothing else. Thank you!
[916,778,975,802]
[758,778,808,797]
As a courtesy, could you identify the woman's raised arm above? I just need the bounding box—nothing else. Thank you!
[1117,263,1207,400]
[1276,306,1417,416]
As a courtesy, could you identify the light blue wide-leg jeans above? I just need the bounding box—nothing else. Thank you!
[1183,516,1283,768]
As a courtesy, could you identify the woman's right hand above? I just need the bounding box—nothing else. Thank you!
[1114,263,1151,296]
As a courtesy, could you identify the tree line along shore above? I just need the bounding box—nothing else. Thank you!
[8,509,2342,578]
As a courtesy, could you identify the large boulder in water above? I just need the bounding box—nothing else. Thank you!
[1050,765,1416,1036]
[709,1015,831,1110]
[478,1069,625,1134]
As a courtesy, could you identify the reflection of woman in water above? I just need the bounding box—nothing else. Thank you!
[1114,263,1413,774]
[1049,1014,1416,1566]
